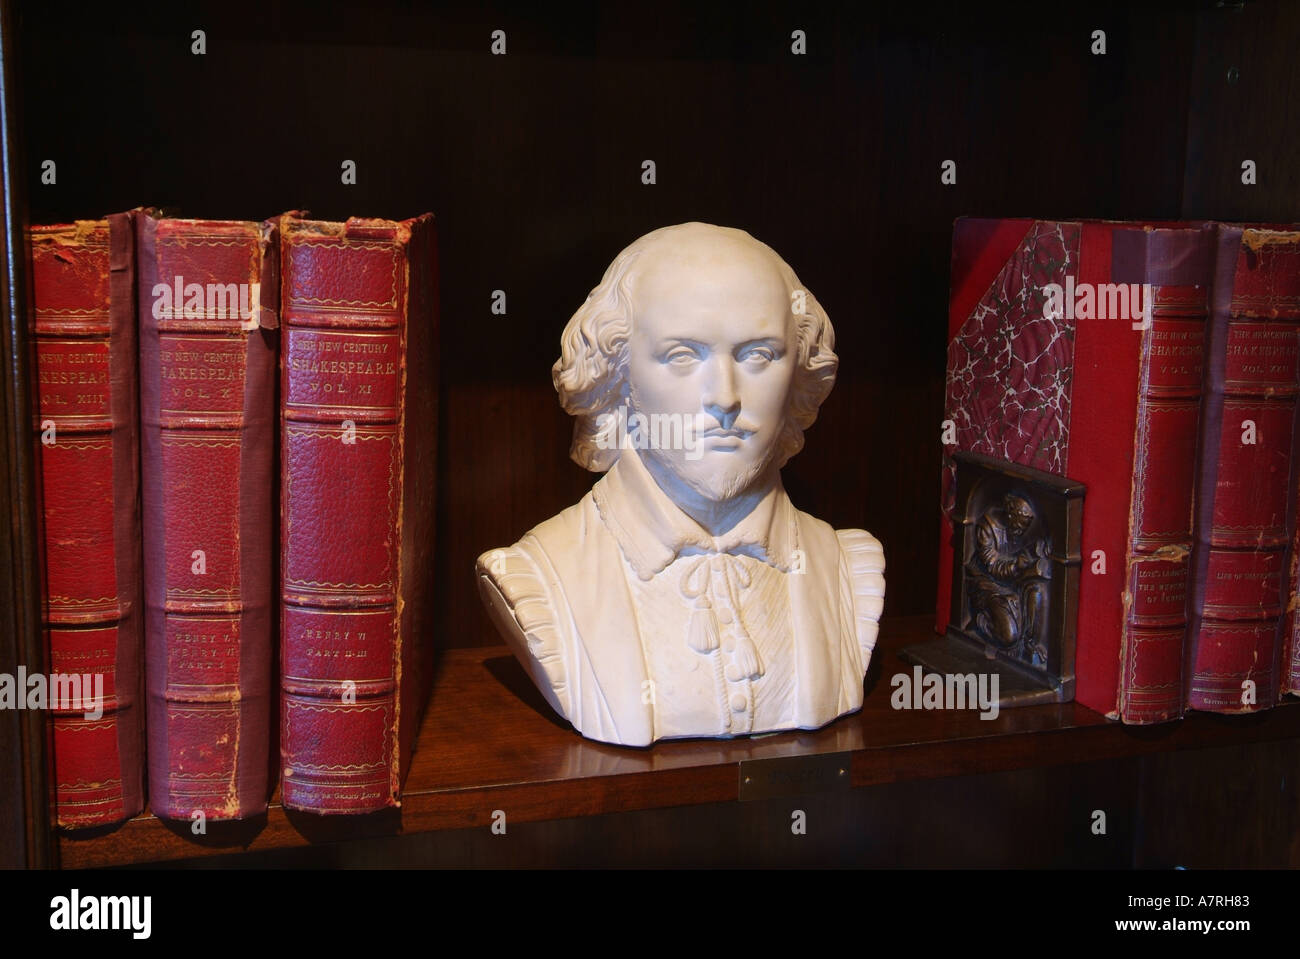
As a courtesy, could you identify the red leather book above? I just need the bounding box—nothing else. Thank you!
[1287,536,1300,696]
[279,214,438,814]
[1288,447,1300,697]
[938,218,1215,723]
[138,214,278,820]
[1188,227,1300,712]
[30,214,145,827]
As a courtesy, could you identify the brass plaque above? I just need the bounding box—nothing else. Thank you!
[738,751,851,802]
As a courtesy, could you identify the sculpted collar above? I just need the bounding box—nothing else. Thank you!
[591,449,800,581]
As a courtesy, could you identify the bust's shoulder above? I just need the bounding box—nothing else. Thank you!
[832,526,887,660]
[832,527,887,616]
[475,491,598,570]
[475,489,650,745]
[525,491,601,549]
[784,503,886,577]
[473,489,615,668]
[474,535,563,662]
[834,528,886,577]
[475,504,596,723]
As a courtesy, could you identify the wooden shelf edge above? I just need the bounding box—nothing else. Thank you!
[55,615,1300,868]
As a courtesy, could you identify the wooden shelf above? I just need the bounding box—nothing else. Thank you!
[56,614,1300,868]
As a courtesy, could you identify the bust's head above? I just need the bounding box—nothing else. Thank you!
[553,223,838,504]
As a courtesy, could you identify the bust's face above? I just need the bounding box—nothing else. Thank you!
[626,237,796,504]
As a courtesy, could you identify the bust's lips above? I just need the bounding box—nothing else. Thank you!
[700,429,751,451]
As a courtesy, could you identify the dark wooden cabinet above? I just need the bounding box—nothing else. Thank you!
[3,0,1299,868]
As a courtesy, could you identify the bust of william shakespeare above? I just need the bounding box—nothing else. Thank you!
[476,222,885,747]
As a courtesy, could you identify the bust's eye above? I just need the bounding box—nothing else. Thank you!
[665,347,699,366]
[740,346,776,366]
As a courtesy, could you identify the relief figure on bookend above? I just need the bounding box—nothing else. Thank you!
[476,222,886,747]
[965,492,1051,668]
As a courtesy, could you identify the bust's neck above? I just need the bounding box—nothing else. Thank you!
[636,451,780,537]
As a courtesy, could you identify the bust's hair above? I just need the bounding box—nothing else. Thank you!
[552,223,838,472]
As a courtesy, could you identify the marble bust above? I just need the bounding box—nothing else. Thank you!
[476,222,885,746]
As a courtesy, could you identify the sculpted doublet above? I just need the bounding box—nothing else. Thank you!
[477,449,885,746]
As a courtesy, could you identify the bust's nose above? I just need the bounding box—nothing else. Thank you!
[702,356,741,429]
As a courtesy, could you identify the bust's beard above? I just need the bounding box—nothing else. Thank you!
[638,442,778,509]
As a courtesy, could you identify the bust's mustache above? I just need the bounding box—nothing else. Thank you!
[666,410,764,440]
[603,404,768,450]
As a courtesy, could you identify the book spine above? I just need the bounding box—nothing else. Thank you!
[1285,539,1300,696]
[1116,280,1208,723]
[1188,228,1300,712]
[1063,224,1211,722]
[30,215,145,827]
[279,215,436,814]
[1287,447,1300,697]
[139,216,277,819]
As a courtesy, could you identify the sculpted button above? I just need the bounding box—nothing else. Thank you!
[730,693,747,711]
[724,663,744,682]
[723,640,735,653]
[717,608,734,624]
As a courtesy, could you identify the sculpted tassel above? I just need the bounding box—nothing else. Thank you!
[686,599,720,653]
